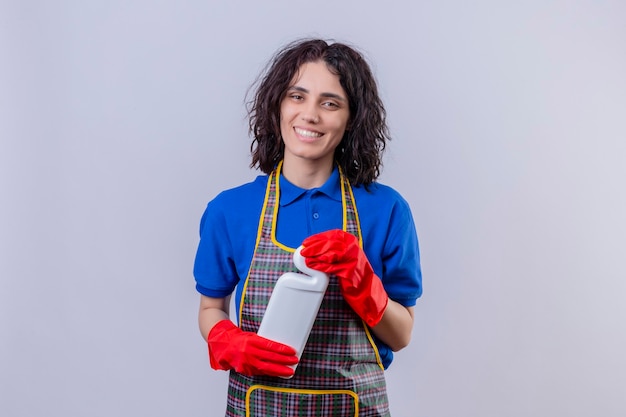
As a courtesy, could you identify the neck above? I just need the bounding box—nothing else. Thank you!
[281,157,334,189]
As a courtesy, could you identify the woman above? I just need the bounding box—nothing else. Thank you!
[194,38,422,417]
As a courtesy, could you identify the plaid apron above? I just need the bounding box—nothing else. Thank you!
[224,162,390,417]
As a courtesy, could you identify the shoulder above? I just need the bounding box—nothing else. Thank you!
[352,181,417,249]
[351,182,412,215]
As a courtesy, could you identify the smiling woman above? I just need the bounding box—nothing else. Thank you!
[248,39,390,187]
[279,61,351,187]
[193,38,422,417]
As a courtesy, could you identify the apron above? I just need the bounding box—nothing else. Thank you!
[225,162,390,417]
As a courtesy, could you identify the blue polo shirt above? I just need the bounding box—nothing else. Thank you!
[194,167,422,368]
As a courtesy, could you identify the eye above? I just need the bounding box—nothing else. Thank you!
[290,94,304,101]
[322,101,340,109]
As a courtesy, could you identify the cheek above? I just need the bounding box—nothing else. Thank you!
[279,100,295,120]
[331,118,350,136]
[332,110,350,131]
[279,119,292,142]
[278,105,289,133]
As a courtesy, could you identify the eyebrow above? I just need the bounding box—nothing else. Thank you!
[288,85,347,102]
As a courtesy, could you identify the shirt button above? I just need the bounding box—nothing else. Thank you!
[312,212,320,220]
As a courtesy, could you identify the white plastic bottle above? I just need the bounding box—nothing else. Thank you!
[256,245,329,377]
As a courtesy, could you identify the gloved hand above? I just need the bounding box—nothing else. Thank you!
[207,319,298,377]
[301,229,389,327]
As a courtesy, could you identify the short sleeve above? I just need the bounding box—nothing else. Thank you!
[381,196,422,307]
[193,199,240,298]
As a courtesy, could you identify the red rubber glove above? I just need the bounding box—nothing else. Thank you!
[207,320,298,377]
[301,230,389,327]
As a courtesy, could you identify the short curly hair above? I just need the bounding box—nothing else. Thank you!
[247,38,390,185]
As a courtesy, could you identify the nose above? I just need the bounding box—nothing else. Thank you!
[302,114,320,123]
[301,103,320,124]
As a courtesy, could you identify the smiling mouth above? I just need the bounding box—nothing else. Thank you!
[294,127,323,138]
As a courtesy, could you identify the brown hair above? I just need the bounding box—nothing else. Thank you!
[247,38,390,185]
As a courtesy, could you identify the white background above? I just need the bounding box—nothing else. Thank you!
[2,1,625,416]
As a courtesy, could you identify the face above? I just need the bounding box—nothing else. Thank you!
[279,60,350,170]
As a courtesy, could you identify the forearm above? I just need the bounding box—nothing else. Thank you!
[198,295,231,341]
[370,300,414,352]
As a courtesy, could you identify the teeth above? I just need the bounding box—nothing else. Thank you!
[295,128,322,138]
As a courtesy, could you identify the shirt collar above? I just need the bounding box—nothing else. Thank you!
[279,166,342,207]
